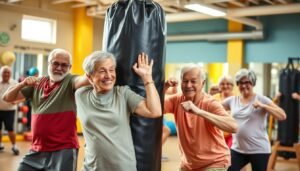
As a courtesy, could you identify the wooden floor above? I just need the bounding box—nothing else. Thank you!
[0,135,298,171]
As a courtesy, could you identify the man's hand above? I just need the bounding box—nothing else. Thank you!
[181,100,201,114]
[165,77,178,88]
[21,76,39,87]
[164,78,178,94]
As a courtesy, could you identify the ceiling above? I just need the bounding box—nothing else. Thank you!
[1,0,300,29]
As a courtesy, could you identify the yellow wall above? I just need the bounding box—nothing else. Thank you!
[227,21,246,93]
[72,8,93,75]
[207,63,223,86]
[72,8,94,133]
[227,21,246,78]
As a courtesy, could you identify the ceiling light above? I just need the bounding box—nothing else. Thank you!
[184,3,226,17]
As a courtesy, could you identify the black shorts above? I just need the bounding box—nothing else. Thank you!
[0,110,16,131]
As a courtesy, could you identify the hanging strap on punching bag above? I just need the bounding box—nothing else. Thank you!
[286,58,295,70]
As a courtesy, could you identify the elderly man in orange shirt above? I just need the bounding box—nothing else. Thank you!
[164,64,238,171]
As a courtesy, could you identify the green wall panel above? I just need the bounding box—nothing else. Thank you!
[166,19,227,63]
[245,14,300,63]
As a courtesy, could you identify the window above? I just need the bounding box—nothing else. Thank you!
[21,15,56,44]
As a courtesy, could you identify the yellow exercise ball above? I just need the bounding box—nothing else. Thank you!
[0,51,16,66]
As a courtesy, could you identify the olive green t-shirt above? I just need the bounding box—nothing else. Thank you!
[75,85,144,171]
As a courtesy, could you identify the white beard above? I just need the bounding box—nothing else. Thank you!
[48,68,68,82]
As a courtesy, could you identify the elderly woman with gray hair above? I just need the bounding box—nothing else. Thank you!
[75,51,161,171]
[222,68,286,171]
[214,75,235,147]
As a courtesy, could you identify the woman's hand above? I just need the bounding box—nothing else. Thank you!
[132,52,153,82]
[253,100,264,108]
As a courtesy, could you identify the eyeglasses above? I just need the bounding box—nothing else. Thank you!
[238,81,252,86]
[49,61,70,69]
[220,82,233,86]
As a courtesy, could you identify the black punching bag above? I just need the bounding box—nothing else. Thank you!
[103,0,166,170]
[278,60,299,153]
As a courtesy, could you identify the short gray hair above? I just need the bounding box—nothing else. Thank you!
[83,51,116,75]
[0,65,11,75]
[218,75,234,86]
[235,68,256,86]
[48,48,72,64]
[180,64,206,81]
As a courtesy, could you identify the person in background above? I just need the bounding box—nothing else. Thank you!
[214,75,235,147]
[164,64,238,171]
[209,84,220,96]
[214,75,234,101]
[75,51,161,171]
[162,118,177,145]
[162,86,178,161]
[2,48,89,171]
[0,66,19,155]
[162,86,178,146]
[222,68,286,171]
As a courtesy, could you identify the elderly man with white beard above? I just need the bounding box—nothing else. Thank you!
[2,48,89,171]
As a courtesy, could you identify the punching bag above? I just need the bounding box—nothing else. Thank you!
[103,0,166,170]
[278,59,299,158]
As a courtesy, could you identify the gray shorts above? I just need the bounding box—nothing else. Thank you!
[18,148,78,171]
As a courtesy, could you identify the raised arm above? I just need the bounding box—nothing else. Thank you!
[253,100,286,121]
[181,100,238,133]
[74,75,90,90]
[133,53,162,118]
[2,76,38,103]
[164,77,178,94]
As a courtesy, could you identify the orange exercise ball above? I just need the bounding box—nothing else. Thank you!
[21,105,29,114]
[0,51,16,66]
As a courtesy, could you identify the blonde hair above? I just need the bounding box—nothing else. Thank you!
[218,75,234,86]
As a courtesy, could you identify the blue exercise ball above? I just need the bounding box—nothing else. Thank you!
[28,67,39,76]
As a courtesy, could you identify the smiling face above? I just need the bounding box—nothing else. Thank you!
[87,58,116,94]
[219,79,233,96]
[1,67,11,83]
[48,53,71,82]
[237,77,254,97]
[181,68,205,101]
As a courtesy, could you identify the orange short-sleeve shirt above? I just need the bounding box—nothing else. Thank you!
[164,93,230,170]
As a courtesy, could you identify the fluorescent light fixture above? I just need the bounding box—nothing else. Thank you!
[184,3,226,16]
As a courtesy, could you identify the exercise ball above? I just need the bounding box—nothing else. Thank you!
[27,67,39,76]
[22,117,28,124]
[21,105,29,114]
[0,51,16,66]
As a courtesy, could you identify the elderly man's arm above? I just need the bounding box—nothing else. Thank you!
[164,78,178,94]
[74,75,90,90]
[2,76,37,103]
[181,100,238,133]
[133,53,162,118]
